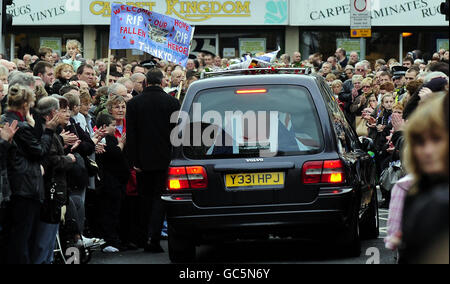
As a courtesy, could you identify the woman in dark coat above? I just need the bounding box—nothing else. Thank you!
[31,96,76,264]
[1,84,58,264]
[61,99,96,247]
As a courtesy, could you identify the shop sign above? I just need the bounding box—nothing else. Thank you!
[83,0,288,25]
[290,0,448,26]
[10,0,81,25]
[239,38,266,56]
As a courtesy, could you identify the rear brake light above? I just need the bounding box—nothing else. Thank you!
[168,167,189,190]
[302,160,345,184]
[302,161,323,184]
[186,166,208,189]
[168,166,208,191]
[322,160,344,183]
[235,89,267,94]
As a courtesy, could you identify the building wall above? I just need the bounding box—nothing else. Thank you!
[6,0,449,61]
[83,26,97,59]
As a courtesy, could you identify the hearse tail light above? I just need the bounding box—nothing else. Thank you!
[186,166,208,189]
[302,161,323,184]
[321,160,345,184]
[168,167,189,191]
[302,160,345,185]
[168,166,208,191]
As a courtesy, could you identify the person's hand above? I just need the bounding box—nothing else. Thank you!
[418,87,433,102]
[40,165,45,176]
[124,93,133,103]
[118,134,126,150]
[92,126,107,145]
[351,88,358,100]
[95,143,106,154]
[362,108,373,120]
[69,81,79,88]
[94,126,107,140]
[368,116,377,125]
[391,113,405,133]
[67,153,76,163]
[61,205,67,224]
[0,120,18,142]
[360,95,367,106]
[386,134,393,143]
[377,124,386,132]
[26,110,35,128]
[386,142,395,154]
[70,140,81,152]
[134,167,142,173]
[45,112,61,130]
[61,130,78,146]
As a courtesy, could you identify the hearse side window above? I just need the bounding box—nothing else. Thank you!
[318,79,353,154]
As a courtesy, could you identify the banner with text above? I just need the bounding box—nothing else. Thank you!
[109,4,194,66]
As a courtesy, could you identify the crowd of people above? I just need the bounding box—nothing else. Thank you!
[0,38,448,264]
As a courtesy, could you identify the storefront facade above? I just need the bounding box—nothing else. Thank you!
[6,0,449,62]
[8,0,289,60]
[289,0,449,62]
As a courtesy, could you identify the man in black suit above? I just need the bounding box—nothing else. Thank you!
[126,68,181,253]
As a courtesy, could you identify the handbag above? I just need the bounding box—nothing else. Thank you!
[40,182,63,224]
[355,116,369,137]
[380,160,406,193]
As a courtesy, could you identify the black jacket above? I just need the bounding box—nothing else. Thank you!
[97,135,130,187]
[126,86,181,171]
[1,111,54,202]
[400,177,449,264]
[52,78,70,96]
[0,138,14,204]
[63,119,95,191]
[391,130,404,161]
[131,90,141,97]
[42,132,73,207]
[374,110,393,154]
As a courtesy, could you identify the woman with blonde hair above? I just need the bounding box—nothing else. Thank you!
[398,95,449,263]
[1,84,59,263]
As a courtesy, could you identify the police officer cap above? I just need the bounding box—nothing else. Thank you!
[141,59,157,69]
[392,66,409,79]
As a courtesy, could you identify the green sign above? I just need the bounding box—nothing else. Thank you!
[437,39,449,52]
[239,38,266,57]
[40,37,62,55]
[336,38,361,59]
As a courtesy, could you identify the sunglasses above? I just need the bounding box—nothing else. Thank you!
[362,85,371,89]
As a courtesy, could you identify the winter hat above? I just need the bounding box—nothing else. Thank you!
[423,77,448,92]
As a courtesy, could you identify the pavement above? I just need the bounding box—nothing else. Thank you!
[89,207,396,265]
